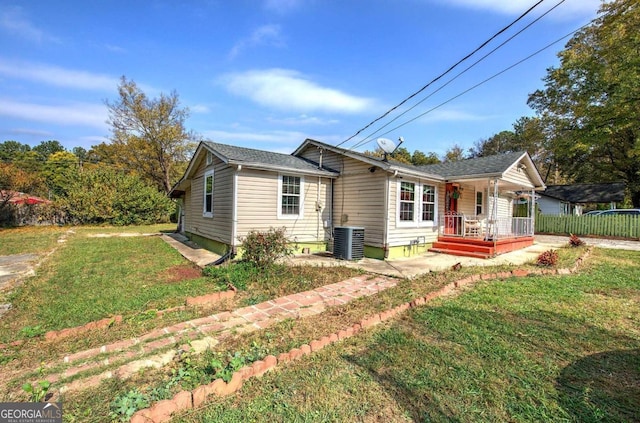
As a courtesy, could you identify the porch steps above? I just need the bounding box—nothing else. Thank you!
[429,241,494,258]
[429,236,535,259]
[428,247,492,259]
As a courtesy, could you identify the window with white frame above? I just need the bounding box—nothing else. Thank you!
[421,184,435,221]
[203,170,214,217]
[399,182,415,221]
[280,175,302,218]
[476,191,483,215]
[206,151,213,165]
[398,181,437,225]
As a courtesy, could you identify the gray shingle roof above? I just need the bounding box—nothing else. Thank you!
[417,151,526,178]
[542,183,625,203]
[204,141,337,175]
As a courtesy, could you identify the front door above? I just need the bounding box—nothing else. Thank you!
[444,183,461,235]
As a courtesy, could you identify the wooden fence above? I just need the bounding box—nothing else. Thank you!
[535,214,640,239]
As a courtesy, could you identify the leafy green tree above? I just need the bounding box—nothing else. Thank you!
[443,144,466,163]
[33,140,65,160]
[43,151,79,197]
[0,141,31,162]
[59,167,175,225]
[528,0,640,205]
[411,150,440,165]
[105,77,197,193]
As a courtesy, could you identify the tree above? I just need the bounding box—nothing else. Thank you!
[105,77,196,194]
[443,144,466,163]
[468,131,517,158]
[528,0,640,206]
[42,151,79,197]
[0,141,31,162]
[33,140,65,160]
[411,150,440,166]
[59,167,175,225]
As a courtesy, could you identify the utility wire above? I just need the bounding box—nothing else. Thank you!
[336,0,546,148]
[368,24,592,141]
[348,0,567,151]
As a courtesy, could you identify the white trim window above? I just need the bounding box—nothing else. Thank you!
[278,175,304,219]
[421,184,436,222]
[476,191,484,216]
[203,170,214,218]
[399,182,415,221]
[397,181,437,226]
[206,151,213,166]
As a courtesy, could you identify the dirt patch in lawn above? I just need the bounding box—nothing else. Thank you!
[159,265,203,283]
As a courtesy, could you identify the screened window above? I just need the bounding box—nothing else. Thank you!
[476,191,483,215]
[399,182,415,221]
[203,170,214,217]
[421,184,435,221]
[281,175,301,216]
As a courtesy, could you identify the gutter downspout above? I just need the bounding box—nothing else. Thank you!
[493,178,498,254]
[383,172,390,259]
[231,165,241,255]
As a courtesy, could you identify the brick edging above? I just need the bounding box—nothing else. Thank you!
[130,248,593,423]
[0,289,236,349]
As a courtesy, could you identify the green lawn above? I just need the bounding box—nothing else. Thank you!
[0,226,69,256]
[169,248,639,422]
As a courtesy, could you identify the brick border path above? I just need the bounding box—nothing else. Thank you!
[131,247,593,423]
[23,275,397,394]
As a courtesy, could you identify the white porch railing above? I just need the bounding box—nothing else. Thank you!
[439,213,534,239]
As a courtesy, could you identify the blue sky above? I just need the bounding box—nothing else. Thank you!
[0,0,602,157]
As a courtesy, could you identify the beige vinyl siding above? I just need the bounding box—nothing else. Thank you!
[297,145,344,171]
[488,194,513,219]
[387,178,442,247]
[454,183,477,216]
[235,169,332,244]
[502,164,535,188]
[331,156,386,248]
[185,155,234,245]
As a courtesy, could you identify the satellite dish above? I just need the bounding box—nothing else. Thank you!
[376,137,404,161]
[376,138,397,154]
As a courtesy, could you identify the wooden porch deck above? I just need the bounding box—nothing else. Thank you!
[429,236,535,259]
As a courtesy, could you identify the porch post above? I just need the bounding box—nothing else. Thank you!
[493,178,498,250]
[530,188,536,236]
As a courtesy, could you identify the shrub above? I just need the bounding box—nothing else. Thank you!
[239,227,293,268]
[58,168,175,225]
[568,233,585,247]
[537,249,559,267]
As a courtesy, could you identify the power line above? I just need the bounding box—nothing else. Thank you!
[336,0,546,148]
[367,24,593,141]
[348,0,568,151]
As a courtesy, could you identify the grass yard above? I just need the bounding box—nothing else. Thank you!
[165,248,639,423]
[0,225,361,380]
[0,226,70,255]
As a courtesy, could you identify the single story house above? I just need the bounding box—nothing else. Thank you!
[170,139,545,259]
[538,182,626,215]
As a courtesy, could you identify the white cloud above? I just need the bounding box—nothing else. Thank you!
[417,108,491,124]
[190,104,211,114]
[0,6,60,43]
[8,128,53,137]
[202,128,307,146]
[0,59,118,91]
[229,24,285,59]
[220,68,375,114]
[439,0,601,18]
[104,44,127,54]
[267,114,340,126]
[0,99,108,129]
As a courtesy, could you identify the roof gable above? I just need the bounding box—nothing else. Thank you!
[418,151,527,178]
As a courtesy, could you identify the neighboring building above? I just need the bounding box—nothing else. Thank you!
[170,139,546,259]
[538,182,626,215]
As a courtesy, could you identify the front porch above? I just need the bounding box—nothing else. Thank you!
[429,213,536,259]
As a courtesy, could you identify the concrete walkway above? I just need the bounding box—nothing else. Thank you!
[163,232,639,279]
